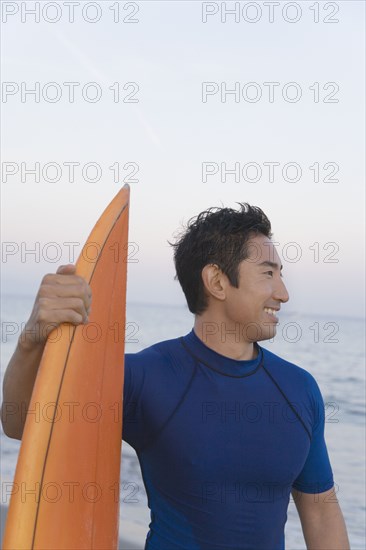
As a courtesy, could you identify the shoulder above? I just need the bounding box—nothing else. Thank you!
[123,336,194,401]
[125,335,184,368]
[124,336,191,385]
[261,345,319,385]
[260,346,327,430]
[260,345,324,406]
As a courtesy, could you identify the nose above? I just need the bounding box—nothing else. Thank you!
[274,275,290,304]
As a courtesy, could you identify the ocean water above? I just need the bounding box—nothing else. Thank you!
[0,295,365,549]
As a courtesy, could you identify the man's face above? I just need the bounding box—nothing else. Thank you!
[223,234,289,343]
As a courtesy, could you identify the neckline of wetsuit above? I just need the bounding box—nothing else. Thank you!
[180,329,263,378]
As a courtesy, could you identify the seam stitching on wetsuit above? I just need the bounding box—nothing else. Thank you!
[155,341,188,375]
[261,364,312,441]
[180,338,312,440]
[179,338,263,379]
[137,360,198,454]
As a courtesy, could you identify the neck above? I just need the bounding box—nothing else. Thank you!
[194,315,257,361]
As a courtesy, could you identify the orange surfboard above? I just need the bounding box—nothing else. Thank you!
[3,185,130,549]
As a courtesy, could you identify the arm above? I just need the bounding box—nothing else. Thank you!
[1,264,91,440]
[292,486,350,549]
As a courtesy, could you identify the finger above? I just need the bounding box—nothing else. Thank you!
[54,308,86,325]
[56,264,77,275]
[38,296,89,320]
[41,309,85,329]
[38,283,92,316]
[42,273,90,290]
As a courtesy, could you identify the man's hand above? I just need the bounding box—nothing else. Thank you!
[19,264,92,351]
[1,264,92,439]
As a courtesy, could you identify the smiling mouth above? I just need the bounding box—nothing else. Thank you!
[264,308,279,322]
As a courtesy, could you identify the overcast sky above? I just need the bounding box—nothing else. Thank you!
[1,1,365,318]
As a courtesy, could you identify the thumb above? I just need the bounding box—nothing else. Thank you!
[56,264,77,275]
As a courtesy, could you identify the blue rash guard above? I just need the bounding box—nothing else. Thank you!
[122,329,334,550]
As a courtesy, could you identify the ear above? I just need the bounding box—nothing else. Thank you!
[201,264,227,302]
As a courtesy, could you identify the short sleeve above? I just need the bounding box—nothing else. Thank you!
[292,377,334,494]
[122,353,146,449]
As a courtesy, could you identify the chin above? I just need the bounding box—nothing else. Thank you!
[245,323,277,342]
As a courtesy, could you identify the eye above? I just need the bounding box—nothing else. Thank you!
[265,271,274,276]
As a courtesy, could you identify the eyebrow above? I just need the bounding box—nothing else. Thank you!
[258,261,283,271]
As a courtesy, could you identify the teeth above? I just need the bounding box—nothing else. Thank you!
[264,308,276,316]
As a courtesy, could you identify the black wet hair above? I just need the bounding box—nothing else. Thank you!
[169,203,272,314]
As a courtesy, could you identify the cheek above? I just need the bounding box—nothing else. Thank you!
[254,280,272,297]
[224,292,253,320]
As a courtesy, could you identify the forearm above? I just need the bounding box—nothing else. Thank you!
[302,503,350,550]
[1,337,45,440]
[1,265,91,440]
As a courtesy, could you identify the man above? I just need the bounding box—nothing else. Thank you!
[1,203,349,549]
